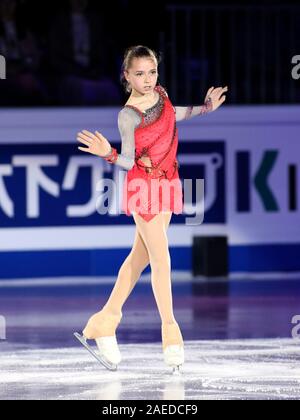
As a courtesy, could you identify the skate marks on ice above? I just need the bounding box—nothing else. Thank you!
[0,338,300,400]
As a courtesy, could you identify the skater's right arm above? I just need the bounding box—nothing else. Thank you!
[102,108,141,170]
[77,108,140,170]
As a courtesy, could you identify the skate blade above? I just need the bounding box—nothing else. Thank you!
[74,332,117,371]
[172,365,182,375]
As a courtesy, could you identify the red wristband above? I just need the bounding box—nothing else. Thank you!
[103,147,118,163]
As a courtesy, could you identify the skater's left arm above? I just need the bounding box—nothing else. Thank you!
[173,86,228,122]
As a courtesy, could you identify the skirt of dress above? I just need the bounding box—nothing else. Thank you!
[122,164,184,222]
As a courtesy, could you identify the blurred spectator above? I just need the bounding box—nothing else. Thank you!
[0,0,47,105]
[48,0,120,105]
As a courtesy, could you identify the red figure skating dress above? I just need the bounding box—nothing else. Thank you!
[102,84,213,221]
[121,85,183,222]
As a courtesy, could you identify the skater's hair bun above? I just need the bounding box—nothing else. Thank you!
[120,45,163,94]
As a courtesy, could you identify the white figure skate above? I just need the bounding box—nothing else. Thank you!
[74,332,121,371]
[163,344,184,375]
[161,322,184,375]
[74,309,122,371]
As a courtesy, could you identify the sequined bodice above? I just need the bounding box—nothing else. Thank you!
[141,93,164,125]
[105,83,211,174]
[112,85,177,172]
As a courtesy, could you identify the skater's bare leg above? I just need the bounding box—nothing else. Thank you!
[132,211,184,350]
[83,214,171,339]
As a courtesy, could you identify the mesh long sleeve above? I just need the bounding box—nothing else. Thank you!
[173,99,213,122]
[158,84,213,122]
[102,107,141,170]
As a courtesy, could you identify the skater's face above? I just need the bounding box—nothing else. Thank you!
[124,57,158,96]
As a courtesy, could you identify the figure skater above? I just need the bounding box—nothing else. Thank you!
[75,45,228,373]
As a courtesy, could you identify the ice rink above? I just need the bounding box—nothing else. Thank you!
[1,338,300,400]
[1,274,300,400]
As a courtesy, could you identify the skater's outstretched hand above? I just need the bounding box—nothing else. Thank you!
[204,86,228,111]
[77,130,112,157]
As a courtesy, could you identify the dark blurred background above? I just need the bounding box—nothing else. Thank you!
[0,0,299,107]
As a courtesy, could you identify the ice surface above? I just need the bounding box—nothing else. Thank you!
[1,338,300,400]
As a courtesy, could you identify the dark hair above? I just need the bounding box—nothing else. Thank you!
[120,45,163,94]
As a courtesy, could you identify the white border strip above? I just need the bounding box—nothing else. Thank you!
[1,224,299,251]
[0,224,229,251]
[0,105,299,144]
[0,271,300,288]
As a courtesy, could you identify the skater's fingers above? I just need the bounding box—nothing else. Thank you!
[82,129,94,136]
[77,137,91,147]
[81,130,97,141]
[205,87,214,100]
[95,131,104,142]
[207,86,214,95]
[212,87,222,95]
[78,146,90,153]
[216,87,228,99]
[77,132,94,143]
[218,86,228,94]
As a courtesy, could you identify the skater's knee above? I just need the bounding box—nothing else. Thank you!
[121,251,149,275]
[149,250,171,271]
